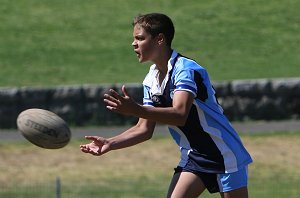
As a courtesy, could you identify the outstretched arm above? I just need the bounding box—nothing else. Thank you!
[104,85,194,126]
[80,118,156,156]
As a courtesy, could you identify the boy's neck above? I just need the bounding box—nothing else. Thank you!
[154,48,173,74]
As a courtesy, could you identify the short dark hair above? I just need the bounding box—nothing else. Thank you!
[133,13,175,47]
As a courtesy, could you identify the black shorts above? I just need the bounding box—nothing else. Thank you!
[174,166,248,193]
[174,166,220,193]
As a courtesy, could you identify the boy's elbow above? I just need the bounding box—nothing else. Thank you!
[144,131,153,140]
[139,128,154,142]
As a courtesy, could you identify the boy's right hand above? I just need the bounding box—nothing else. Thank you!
[80,136,110,156]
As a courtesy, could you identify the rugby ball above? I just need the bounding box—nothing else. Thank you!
[16,108,71,149]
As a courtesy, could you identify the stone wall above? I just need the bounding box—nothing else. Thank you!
[0,78,299,129]
[214,78,300,121]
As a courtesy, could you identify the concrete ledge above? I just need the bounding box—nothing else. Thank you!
[0,79,299,129]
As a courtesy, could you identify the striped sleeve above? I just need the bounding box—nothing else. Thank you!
[173,68,197,97]
[143,85,154,106]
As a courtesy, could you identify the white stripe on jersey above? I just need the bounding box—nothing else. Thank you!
[194,101,238,173]
[168,126,192,167]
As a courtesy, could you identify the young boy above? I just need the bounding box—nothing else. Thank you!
[80,13,253,198]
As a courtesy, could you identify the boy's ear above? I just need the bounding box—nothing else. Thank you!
[157,33,165,45]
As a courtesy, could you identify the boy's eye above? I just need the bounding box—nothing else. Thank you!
[135,36,144,41]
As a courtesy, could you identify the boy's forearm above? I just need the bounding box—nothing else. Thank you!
[107,124,153,151]
[131,91,194,126]
[133,105,187,126]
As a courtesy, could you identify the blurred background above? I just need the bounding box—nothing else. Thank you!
[0,0,299,197]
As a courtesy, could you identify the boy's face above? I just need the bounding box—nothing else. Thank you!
[132,24,158,63]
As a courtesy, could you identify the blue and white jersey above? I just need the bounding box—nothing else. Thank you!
[143,50,252,174]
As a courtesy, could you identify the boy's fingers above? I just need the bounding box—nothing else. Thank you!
[109,89,124,101]
[122,85,129,97]
[85,136,99,141]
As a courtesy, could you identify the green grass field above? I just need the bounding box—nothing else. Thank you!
[1,1,300,197]
[0,132,299,197]
[1,0,300,87]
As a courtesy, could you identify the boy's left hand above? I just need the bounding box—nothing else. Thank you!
[103,85,140,116]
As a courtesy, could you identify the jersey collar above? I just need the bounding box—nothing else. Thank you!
[167,50,179,72]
